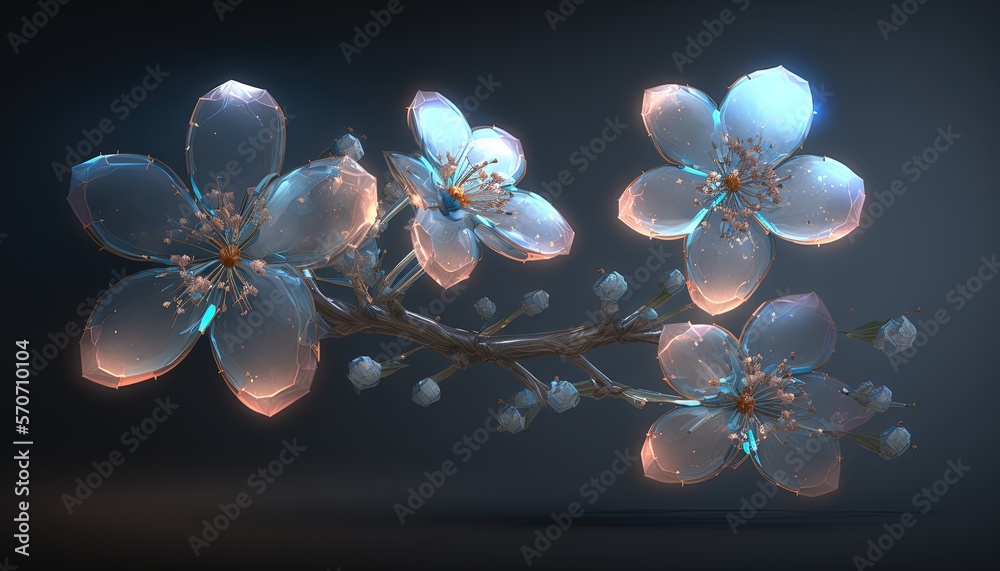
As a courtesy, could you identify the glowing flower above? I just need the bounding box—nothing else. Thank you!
[641,293,877,496]
[386,92,575,288]
[619,66,865,314]
[67,80,378,416]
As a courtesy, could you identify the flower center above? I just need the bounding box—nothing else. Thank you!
[447,185,470,207]
[724,171,741,192]
[219,244,242,267]
[736,392,756,415]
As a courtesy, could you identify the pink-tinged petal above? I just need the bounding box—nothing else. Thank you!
[466,126,526,185]
[68,154,211,264]
[475,190,574,261]
[209,264,319,417]
[81,266,219,388]
[740,292,837,373]
[790,372,875,434]
[658,323,745,399]
[384,152,441,210]
[243,156,377,268]
[407,91,473,170]
[720,66,813,166]
[642,84,722,173]
[685,209,774,315]
[642,407,738,486]
[618,166,714,239]
[757,156,865,245]
[411,209,480,288]
[186,80,286,201]
[752,424,841,497]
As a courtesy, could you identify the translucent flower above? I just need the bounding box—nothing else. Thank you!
[67,80,378,417]
[619,66,865,315]
[386,92,575,288]
[642,293,876,496]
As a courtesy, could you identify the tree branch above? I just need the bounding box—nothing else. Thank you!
[311,285,663,370]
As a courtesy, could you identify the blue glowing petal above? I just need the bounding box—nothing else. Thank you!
[756,155,865,245]
[641,84,722,173]
[740,292,837,374]
[186,80,286,204]
[475,190,574,261]
[719,66,813,166]
[242,156,377,268]
[619,166,717,239]
[384,152,442,210]
[209,263,319,417]
[68,154,211,264]
[465,126,527,185]
[408,91,473,171]
[685,208,775,316]
[80,266,219,389]
[198,304,218,334]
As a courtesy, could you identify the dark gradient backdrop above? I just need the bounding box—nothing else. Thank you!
[5,1,998,569]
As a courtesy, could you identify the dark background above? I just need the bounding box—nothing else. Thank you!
[5,0,998,569]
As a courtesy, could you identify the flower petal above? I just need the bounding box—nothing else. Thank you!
[243,156,377,268]
[642,407,738,485]
[411,209,480,288]
[685,209,774,315]
[407,91,472,170]
[68,154,212,263]
[474,190,574,261]
[618,165,715,239]
[740,292,837,374]
[81,266,219,388]
[384,152,441,210]
[790,372,875,434]
[642,84,722,173]
[753,425,841,497]
[658,323,745,398]
[465,126,526,185]
[757,156,865,245]
[719,66,813,166]
[186,80,286,202]
[209,263,319,417]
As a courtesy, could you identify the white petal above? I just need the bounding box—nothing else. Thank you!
[757,156,865,245]
[407,91,473,170]
[642,84,721,172]
[411,209,480,288]
[475,190,574,261]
